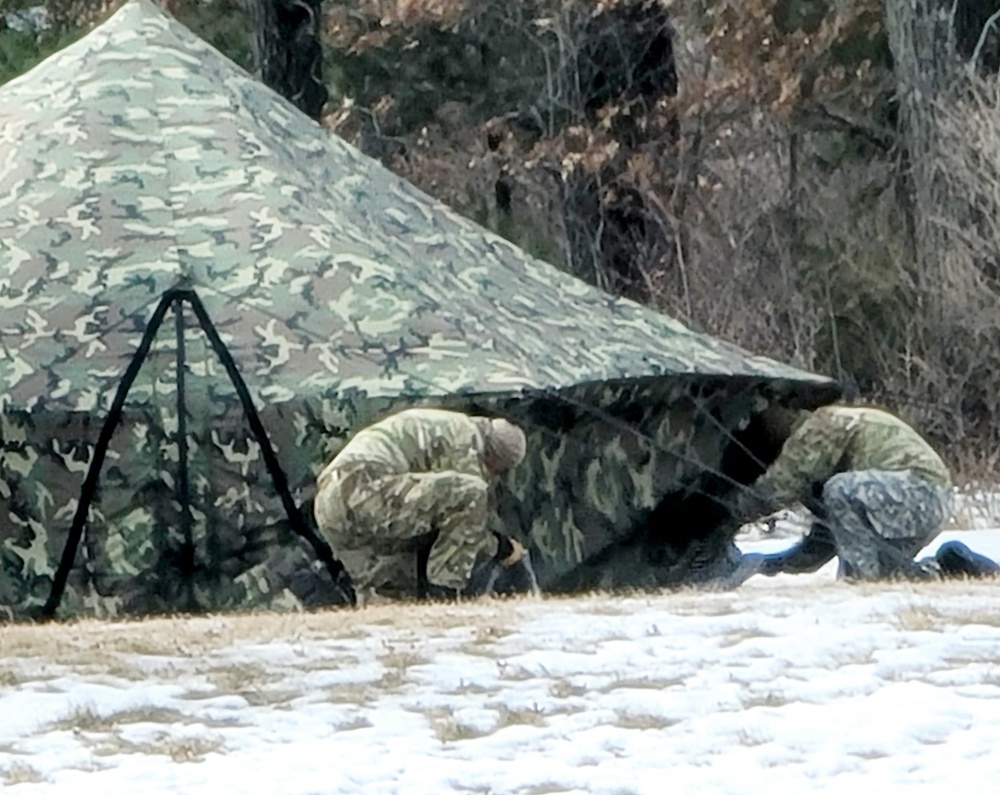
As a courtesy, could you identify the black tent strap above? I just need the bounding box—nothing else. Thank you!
[42,287,354,618]
[174,297,195,587]
[183,289,354,605]
[42,290,177,617]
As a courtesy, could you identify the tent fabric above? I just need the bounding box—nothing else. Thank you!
[0,0,827,413]
[0,0,839,619]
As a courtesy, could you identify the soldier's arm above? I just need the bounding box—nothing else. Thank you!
[754,414,848,507]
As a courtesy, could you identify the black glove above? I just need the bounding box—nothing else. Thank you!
[464,532,540,597]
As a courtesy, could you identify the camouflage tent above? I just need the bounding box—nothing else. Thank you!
[0,0,838,619]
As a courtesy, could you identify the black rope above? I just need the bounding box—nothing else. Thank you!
[42,291,179,617]
[183,289,355,606]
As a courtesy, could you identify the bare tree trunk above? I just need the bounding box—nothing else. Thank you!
[243,0,327,121]
[884,0,969,299]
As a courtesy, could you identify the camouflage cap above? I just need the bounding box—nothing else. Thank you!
[486,418,527,472]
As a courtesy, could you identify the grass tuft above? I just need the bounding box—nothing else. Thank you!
[548,679,588,698]
[894,607,944,632]
[1,760,46,785]
[605,675,685,692]
[335,715,373,731]
[494,704,547,729]
[614,711,679,730]
[84,731,225,762]
[741,690,793,710]
[427,708,489,743]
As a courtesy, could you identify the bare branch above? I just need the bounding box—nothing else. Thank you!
[970,7,1000,75]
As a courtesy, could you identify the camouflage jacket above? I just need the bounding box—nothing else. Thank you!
[756,405,951,506]
[319,408,492,480]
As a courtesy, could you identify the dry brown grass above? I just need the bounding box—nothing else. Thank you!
[951,607,1000,628]
[548,679,588,698]
[0,597,535,665]
[427,708,490,743]
[203,662,284,693]
[49,705,184,733]
[379,645,428,671]
[322,679,382,706]
[613,711,678,731]
[1,760,46,785]
[46,703,245,733]
[446,680,499,697]
[736,726,774,746]
[603,675,686,692]
[894,607,945,632]
[493,703,547,729]
[718,626,776,647]
[84,732,226,762]
[495,661,538,681]
[519,785,579,795]
[334,714,372,731]
[741,690,793,710]
[0,667,20,687]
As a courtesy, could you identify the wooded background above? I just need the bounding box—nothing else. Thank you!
[3,0,1000,476]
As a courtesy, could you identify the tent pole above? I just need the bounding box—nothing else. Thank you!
[183,289,356,606]
[42,290,180,618]
[174,297,196,605]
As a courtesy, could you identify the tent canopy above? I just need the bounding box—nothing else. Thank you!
[0,0,829,413]
[0,0,838,618]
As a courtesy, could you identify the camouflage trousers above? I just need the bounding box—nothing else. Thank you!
[313,466,494,602]
[821,469,953,580]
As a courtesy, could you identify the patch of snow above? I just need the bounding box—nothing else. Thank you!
[3,529,1000,794]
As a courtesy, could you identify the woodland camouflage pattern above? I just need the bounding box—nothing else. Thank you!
[755,405,952,504]
[750,405,953,580]
[0,0,838,619]
[313,409,504,602]
[823,470,953,579]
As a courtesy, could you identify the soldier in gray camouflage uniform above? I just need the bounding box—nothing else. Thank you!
[313,408,532,603]
[736,405,955,580]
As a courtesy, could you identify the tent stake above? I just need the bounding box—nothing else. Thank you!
[42,290,180,617]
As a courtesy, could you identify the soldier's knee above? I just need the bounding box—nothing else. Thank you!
[822,473,857,509]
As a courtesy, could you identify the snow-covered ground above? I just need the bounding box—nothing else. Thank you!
[2,504,1000,794]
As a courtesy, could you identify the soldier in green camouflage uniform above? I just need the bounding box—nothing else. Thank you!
[736,405,954,580]
[313,408,528,603]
